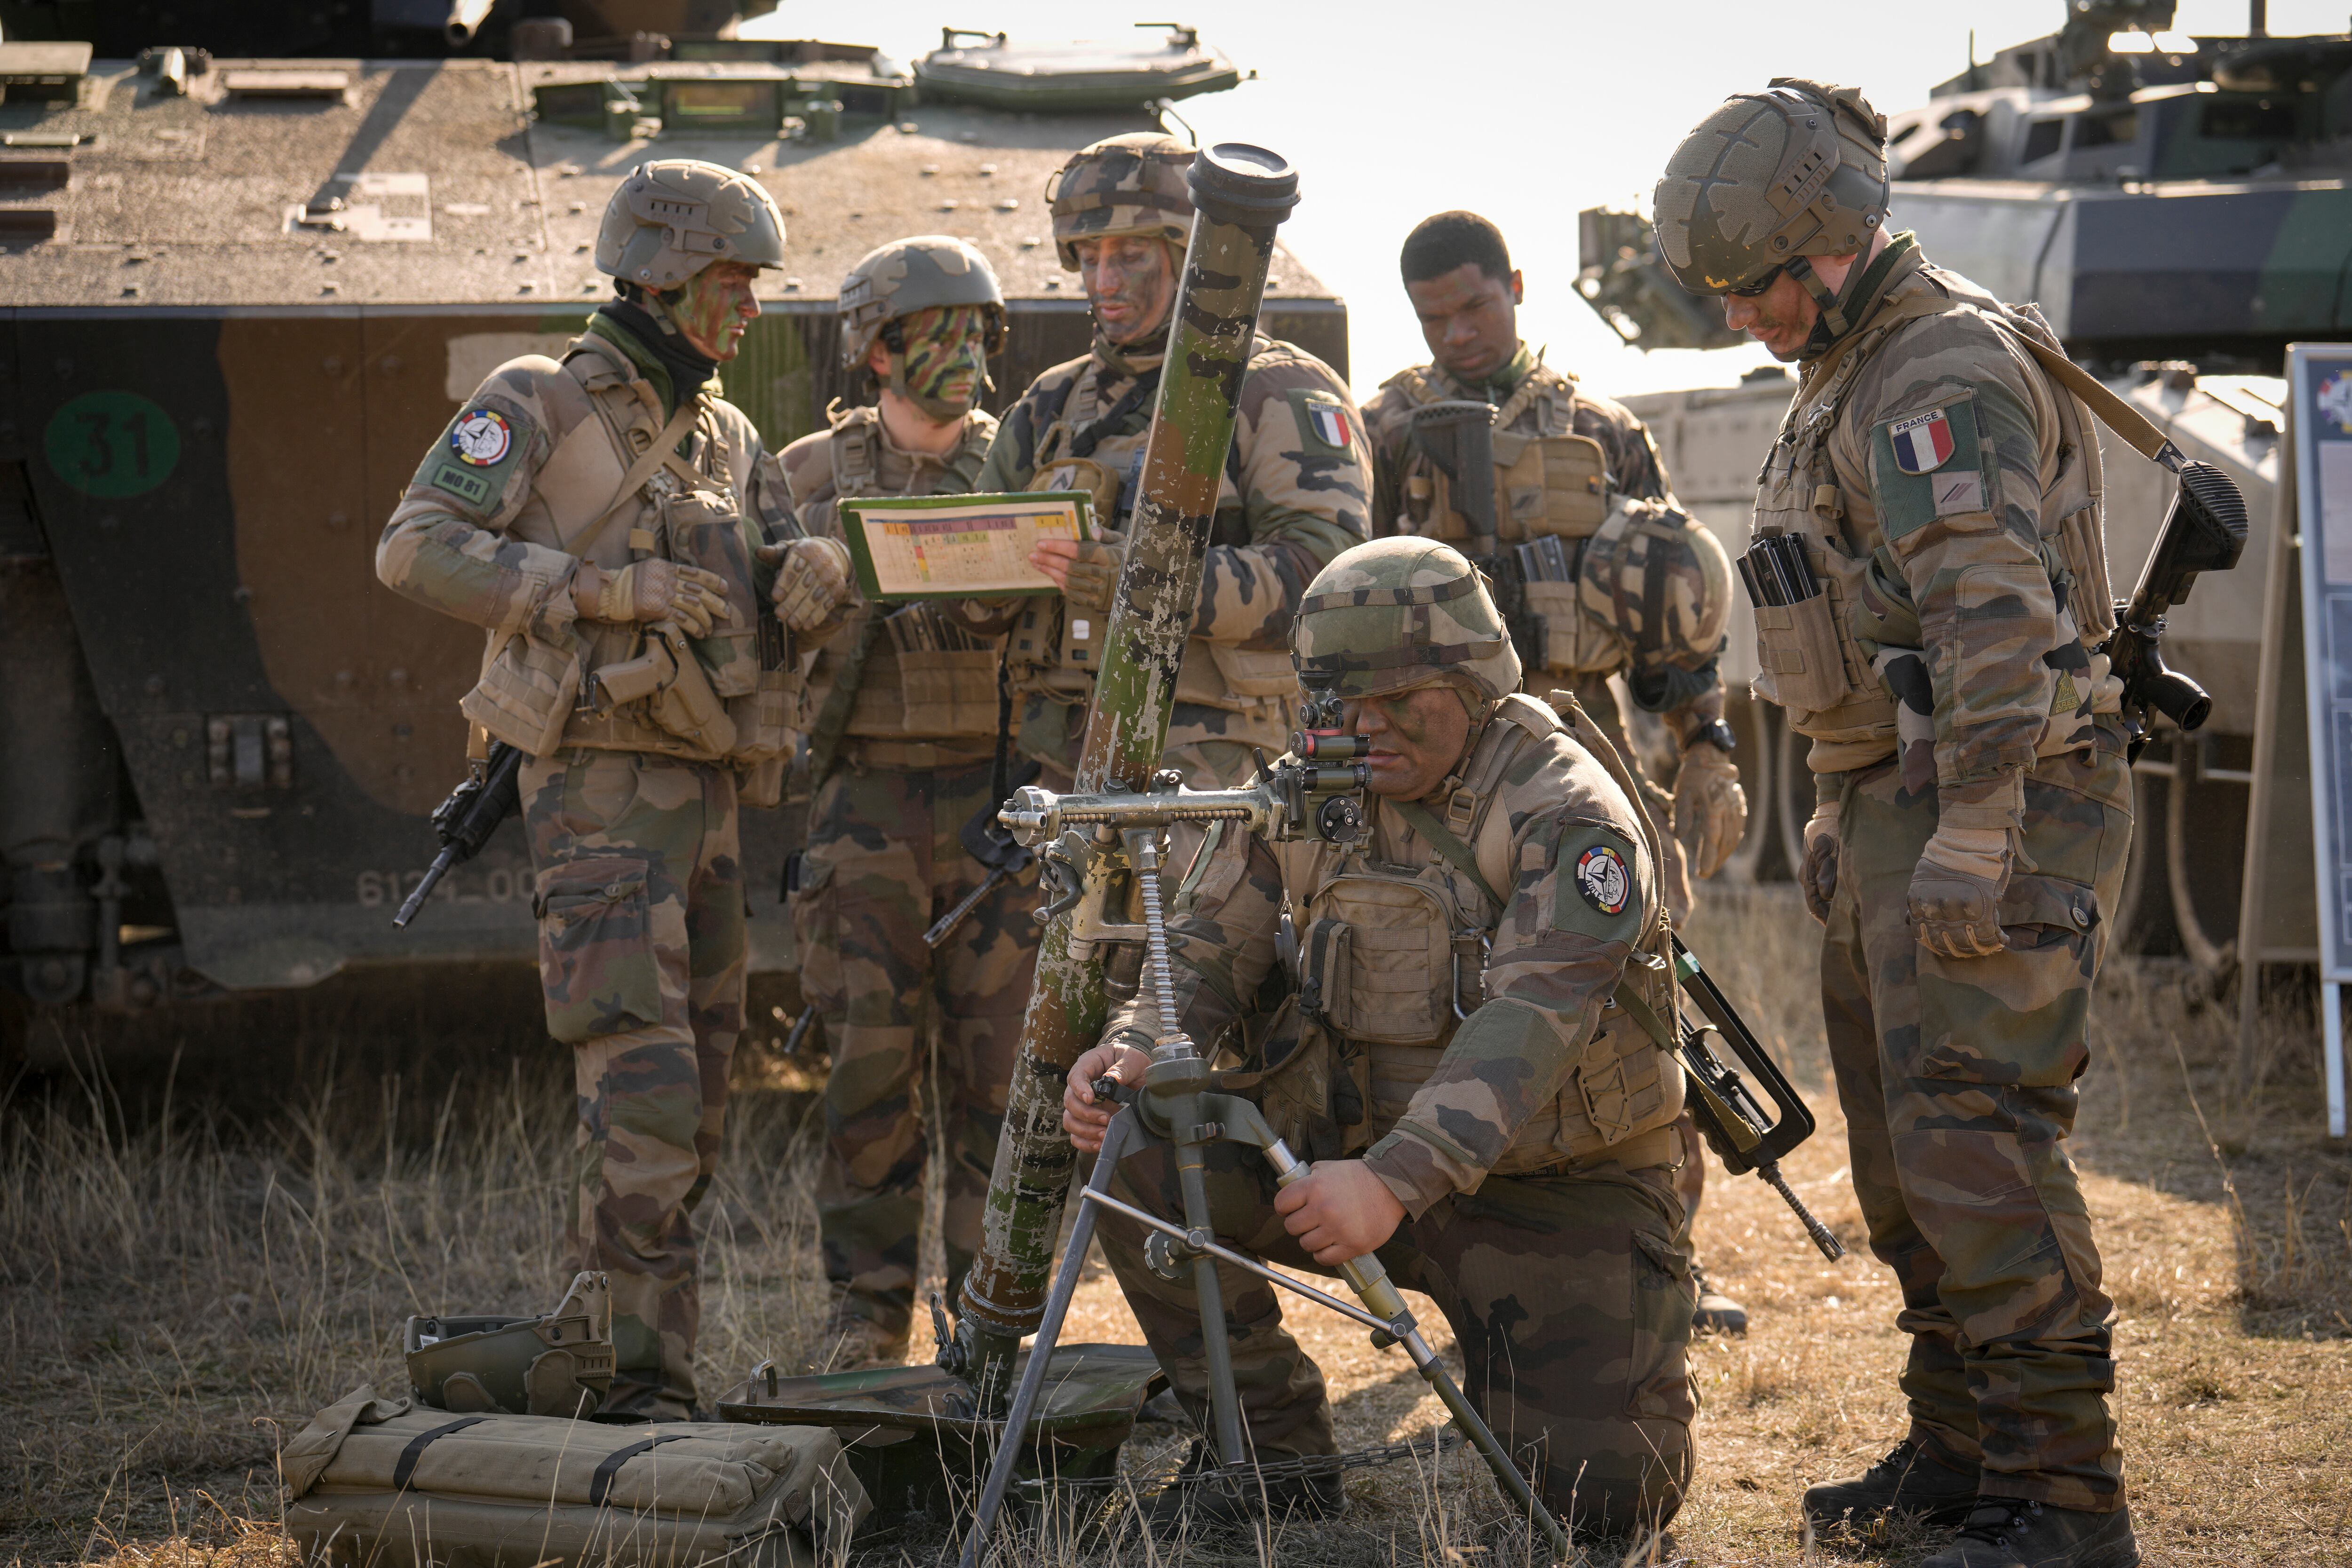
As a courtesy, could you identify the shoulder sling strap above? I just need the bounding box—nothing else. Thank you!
[2000,327,2186,472]
[556,396,704,555]
[1385,797,1508,913]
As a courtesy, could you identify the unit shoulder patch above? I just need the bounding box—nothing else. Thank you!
[1550,822,1644,943]
[1288,388,1355,455]
[1871,393,1989,541]
[450,406,515,467]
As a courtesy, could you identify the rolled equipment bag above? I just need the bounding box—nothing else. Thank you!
[282,1384,870,1568]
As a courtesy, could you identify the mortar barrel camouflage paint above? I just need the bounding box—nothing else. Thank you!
[956,145,1301,1401]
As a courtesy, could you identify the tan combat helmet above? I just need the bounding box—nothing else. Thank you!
[1045,132,1194,269]
[1579,499,1734,674]
[595,158,787,290]
[836,235,1007,369]
[1652,78,1888,320]
[1292,537,1522,706]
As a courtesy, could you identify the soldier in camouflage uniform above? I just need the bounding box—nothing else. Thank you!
[971,132,1371,789]
[767,238,1034,1366]
[1365,211,1750,1334]
[1658,82,2138,1568]
[379,159,819,1419]
[1064,539,1696,1541]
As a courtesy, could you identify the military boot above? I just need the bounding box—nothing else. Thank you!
[1690,1261,1748,1336]
[1917,1500,2139,1568]
[1803,1437,1980,1536]
[1144,1440,1347,1535]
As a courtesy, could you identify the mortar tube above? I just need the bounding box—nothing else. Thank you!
[954,143,1302,1409]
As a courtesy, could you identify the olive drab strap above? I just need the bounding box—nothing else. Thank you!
[556,398,703,555]
[1386,798,1508,913]
[1997,322,2185,470]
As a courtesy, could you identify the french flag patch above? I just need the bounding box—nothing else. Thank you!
[1888,409,1956,474]
[1305,399,1351,449]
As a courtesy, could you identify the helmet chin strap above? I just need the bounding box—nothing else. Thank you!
[1785,253,1864,360]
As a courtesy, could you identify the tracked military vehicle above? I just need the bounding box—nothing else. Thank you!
[1579,2,2344,1003]
[0,16,1346,1017]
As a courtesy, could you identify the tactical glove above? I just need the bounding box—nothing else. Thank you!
[596,559,731,638]
[1907,824,2011,959]
[1671,744,1747,881]
[1800,800,1840,924]
[1060,530,1127,615]
[759,537,855,634]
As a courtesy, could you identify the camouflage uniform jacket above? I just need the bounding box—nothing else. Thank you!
[1754,234,2122,832]
[778,401,1001,748]
[973,330,1372,762]
[1109,695,1687,1218]
[377,313,799,763]
[1363,344,1671,526]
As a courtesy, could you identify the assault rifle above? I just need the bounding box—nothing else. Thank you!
[1409,399,1570,670]
[393,741,524,929]
[2104,459,2248,762]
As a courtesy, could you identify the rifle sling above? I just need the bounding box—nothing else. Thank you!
[2003,328,2178,468]
[804,613,886,785]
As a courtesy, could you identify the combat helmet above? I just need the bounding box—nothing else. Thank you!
[1293,538,1522,708]
[836,235,1007,369]
[1045,132,1194,269]
[402,1271,616,1420]
[1579,498,1734,676]
[1652,78,1888,308]
[596,158,787,289]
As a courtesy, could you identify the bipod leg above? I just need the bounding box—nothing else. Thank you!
[1176,1139,1248,1467]
[957,1109,1133,1568]
[1255,1138,1573,1563]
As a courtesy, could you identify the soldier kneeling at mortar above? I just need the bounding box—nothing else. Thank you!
[1063,537,1696,1540]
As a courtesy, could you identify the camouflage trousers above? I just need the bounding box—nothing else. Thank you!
[1820,736,2132,1511]
[522,749,744,1420]
[795,753,1051,1341]
[1099,1138,1696,1542]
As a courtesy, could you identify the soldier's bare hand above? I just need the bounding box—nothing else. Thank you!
[760,537,854,634]
[1273,1159,1405,1266]
[1029,536,1079,592]
[1908,824,2011,958]
[594,559,731,638]
[1063,1039,1150,1153]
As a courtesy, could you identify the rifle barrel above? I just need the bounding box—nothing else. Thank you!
[391,846,459,929]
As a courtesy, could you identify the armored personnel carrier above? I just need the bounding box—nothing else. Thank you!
[1579,2,2345,986]
[0,12,1346,1017]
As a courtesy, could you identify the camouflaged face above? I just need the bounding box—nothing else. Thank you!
[597,158,786,289]
[1654,79,1888,294]
[1820,744,2133,1511]
[1047,132,1194,269]
[1578,497,1733,672]
[836,235,1004,368]
[1293,536,1520,701]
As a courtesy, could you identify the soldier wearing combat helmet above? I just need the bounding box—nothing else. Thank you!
[969,132,1372,790]
[761,236,1030,1368]
[1363,210,1752,1336]
[378,158,818,1418]
[1065,538,1697,1539]
[1657,81,2139,1567]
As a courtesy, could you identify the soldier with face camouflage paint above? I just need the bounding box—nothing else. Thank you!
[1062,539,1696,1542]
[762,237,1033,1369]
[1658,81,2139,1568]
[970,132,1373,793]
[377,159,809,1420]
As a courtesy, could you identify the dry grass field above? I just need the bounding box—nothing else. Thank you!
[2,887,2346,1567]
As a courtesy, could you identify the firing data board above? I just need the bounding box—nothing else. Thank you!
[839,491,1091,601]
[2293,344,2352,980]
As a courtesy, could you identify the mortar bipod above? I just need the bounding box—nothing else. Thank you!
[957,839,1572,1565]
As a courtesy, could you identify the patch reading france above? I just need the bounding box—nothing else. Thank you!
[1304,396,1351,449]
[449,407,513,467]
[1574,843,1630,916]
[1887,408,1955,474]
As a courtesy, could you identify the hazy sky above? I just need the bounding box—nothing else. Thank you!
[752,0,2341,401]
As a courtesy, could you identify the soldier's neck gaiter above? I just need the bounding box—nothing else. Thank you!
[1092,320,1170,383]
[598,298,718,416]
[883,305,993,423]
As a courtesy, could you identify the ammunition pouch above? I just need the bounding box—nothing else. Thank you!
[1407,430,1611,546]
[462,630,583,759]
[1227,996,1368,1162]
[1005,596,1104,703]
[1038,455,1122,524]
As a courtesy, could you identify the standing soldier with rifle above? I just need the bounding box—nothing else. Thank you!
[1062,538,1698,1539]
[766,238,1031,1369]
[1655,80,2145,1567]
[973,132,1373,789]
[1363,210,1753,1335]
[377,159,816,1420]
